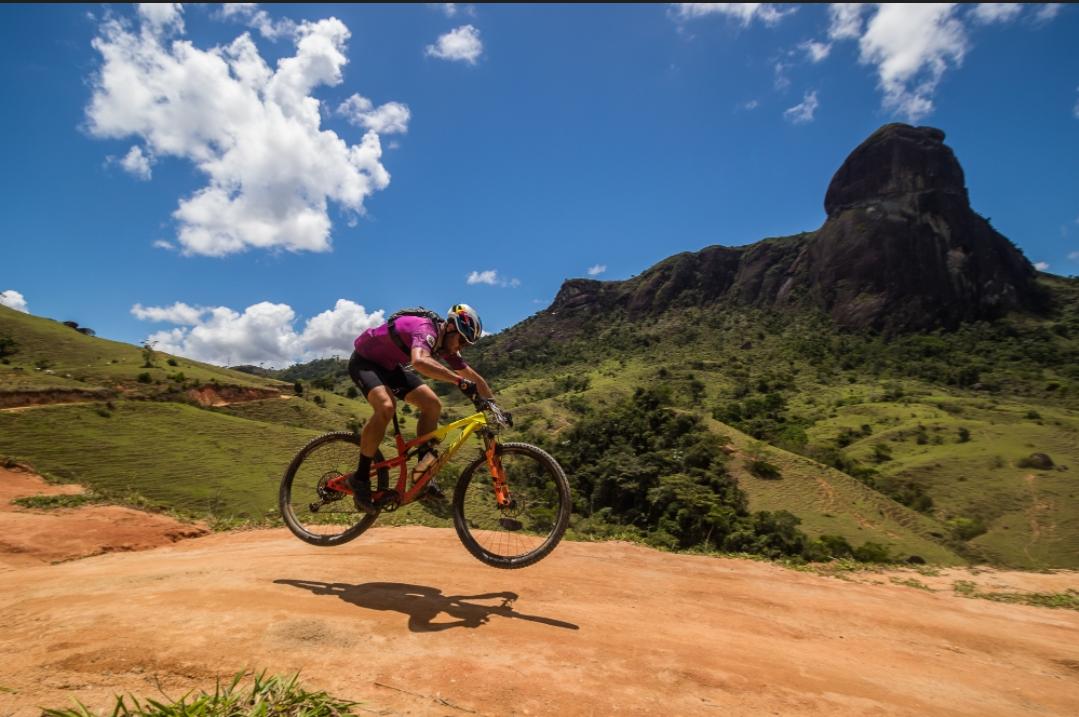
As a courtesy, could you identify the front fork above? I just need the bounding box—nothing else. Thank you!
[484,435,512,508]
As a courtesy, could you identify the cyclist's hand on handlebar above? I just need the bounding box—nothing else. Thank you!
[456,378,478,398]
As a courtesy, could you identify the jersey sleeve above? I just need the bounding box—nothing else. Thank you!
[408,320,439,354]
[442,351,468,371]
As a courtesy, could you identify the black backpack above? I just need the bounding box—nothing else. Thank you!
[386,307,444,355]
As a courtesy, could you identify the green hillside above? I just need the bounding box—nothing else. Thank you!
[0,303,288,397]
[3,279,1078,568]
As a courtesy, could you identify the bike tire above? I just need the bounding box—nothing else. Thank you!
[452,442,571,569]
[279,432,385,547]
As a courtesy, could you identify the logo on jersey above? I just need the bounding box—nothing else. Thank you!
[424,334,436,349]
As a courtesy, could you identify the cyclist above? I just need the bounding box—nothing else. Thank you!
[346,303,494,514]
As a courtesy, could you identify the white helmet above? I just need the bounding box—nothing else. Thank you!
[447,304,482,344]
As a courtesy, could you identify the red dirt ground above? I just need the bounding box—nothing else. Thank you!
[2,466,1078,716]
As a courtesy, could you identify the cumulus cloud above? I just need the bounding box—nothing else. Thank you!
[587,264,607,276]
[738,99,760,111]
[783,90,819,124]
[828,3,867,40]
[117,145,154,179]
[856,4,968,122]
[800,39,831,63]
[132,301,205,324]
[137,3,184,35]
[0,290,28,313]
[1034,261,1050,271]
[670,3,795,26]
[134,298,383,366]
[337,94,411,134]
[970,4,1023,24]
[467,270,519,287]
[426,25,483,64]
[219,3,297,40]
[86,10,398,257]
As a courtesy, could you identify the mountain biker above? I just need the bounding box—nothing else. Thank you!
[346,303,494,514]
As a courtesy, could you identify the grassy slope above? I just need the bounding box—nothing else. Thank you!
[809,396,1079,568]
[0,304,285,392]
[490,356,964,564]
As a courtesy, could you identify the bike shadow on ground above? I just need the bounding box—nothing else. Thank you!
[274,579,580,633]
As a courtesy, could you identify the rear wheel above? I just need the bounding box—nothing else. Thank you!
[279,432,387,546]
[452,442,571,569]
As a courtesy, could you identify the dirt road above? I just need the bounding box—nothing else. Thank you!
[2,470,1078,716]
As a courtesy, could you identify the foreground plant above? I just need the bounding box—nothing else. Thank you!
[42,671,359,717]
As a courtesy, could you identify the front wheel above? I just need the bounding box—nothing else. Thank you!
[452,442,571,569]
[279,432,386,547]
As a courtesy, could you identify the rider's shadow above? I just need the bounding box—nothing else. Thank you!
[275,580,580,633]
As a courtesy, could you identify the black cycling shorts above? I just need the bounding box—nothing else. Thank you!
[348,351,424,400]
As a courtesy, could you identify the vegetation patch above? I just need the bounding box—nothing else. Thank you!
[11,493,105,510]
[41,671,358,717]
[952,580,1079,611]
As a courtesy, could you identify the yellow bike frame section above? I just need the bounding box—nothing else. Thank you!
[382,410,509,507]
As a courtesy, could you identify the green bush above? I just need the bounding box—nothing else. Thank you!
[748,459,782,480]
[137,372,152,384]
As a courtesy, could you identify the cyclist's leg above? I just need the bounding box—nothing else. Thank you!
[347,353,397,510]
[402,383,445,499]
[403,383,441,439]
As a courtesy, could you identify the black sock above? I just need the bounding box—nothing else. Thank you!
[354,453,373,496]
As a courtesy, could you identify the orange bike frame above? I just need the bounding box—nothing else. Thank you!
[328,410,511,508]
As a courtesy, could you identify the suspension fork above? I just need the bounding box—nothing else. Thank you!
[484,434,512,508]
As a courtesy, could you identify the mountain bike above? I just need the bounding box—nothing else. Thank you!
[279,399,571,569]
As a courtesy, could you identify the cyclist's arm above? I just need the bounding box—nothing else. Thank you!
[455,366,494,400]
[410,346,463,384]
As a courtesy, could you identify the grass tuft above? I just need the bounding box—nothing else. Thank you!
[40,671,359,717]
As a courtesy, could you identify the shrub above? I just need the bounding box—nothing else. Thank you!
[167,358,179,366]
[748,459,782,480]
[957,427,971,443]
[137,372,152,384]
[1017,453,1054,470]
[293,380,304,396]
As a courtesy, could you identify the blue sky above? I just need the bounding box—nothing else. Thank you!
[1,3,1077,368]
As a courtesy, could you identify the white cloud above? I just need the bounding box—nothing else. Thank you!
[1034,261,1050,271]
[587,264,607,276]
[800,40,831,63]
[466,269,519,287]
[86,11,397,257]
[153,239,176,251]
[432,3,475,17]
[783,90,819,124]
[337,94,411,134]
[118,145,154,180]
[857,4,968,122]
[970,4,1023,24]
[467,270,498,285]
[426,25,483,64]
[1070,251,1079,261]
[135,298,383,366]
[828,3,867,40]
[137,3,184,35]
[1034,4,1062,23]
[219,4,297,40]
[131,301,204,324]
[0,290,28,313]
[738,99,760,111]
[670,3,795,26]
[773,60,791,91]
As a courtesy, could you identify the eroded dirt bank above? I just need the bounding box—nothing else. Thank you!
[2,518,1078,717]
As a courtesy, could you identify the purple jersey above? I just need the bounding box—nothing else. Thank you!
[354,315,468,372]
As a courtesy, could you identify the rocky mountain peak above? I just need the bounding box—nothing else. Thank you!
[823,124,968,217]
